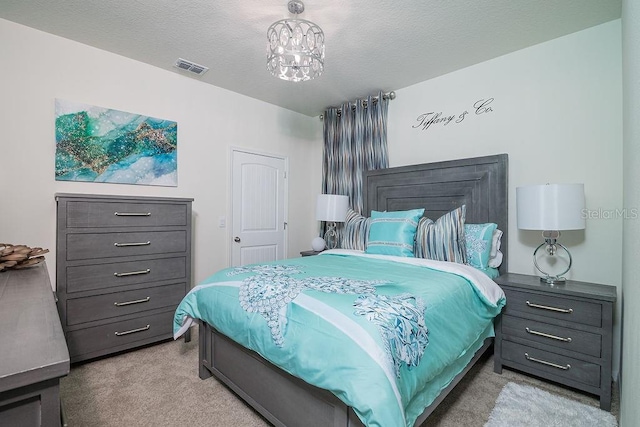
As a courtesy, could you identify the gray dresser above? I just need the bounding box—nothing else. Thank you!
[0,263,69,426]
[55,193,193,363]
[493,273,616,410]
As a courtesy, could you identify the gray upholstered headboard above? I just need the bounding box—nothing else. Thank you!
[363,154,508,275]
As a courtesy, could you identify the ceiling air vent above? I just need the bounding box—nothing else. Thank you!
[174,58,209,76]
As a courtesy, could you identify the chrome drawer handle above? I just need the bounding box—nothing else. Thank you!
[524,353,571,370]
[526,327,572,342]
[114,212,151,216]
[526,301,573,314]
[114,324,150,336]
[114,297,150,307]
[114,241,151,247]
[114,269,151,277]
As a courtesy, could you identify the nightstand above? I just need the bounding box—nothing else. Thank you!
[300,250,324,257]
[493,273,616,410]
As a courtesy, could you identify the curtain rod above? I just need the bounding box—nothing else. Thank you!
[319,91,396,120]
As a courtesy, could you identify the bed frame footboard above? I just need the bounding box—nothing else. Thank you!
[198,321,492,427]
[199,321,363,427]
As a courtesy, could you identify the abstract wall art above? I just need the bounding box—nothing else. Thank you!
[55,99,178,186]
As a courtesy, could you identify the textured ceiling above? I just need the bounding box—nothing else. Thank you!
[0,0,621,117]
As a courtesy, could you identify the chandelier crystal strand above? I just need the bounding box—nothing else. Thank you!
[267,1,325,82]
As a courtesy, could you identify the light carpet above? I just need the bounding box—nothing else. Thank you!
[60,326,618,426]
[485,382,617,427]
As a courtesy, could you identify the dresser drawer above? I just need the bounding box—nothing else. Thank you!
[503,288,602,327]
[66,201,188,228]
[66,283,185,325]
[66,230,187,260]
[66,257,187,293]
[66,310,174,357]
[501,315,602,357]
[501,340,600,388]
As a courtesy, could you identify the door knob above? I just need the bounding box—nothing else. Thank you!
[234,237,241,243]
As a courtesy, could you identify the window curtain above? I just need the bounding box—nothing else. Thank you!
[322,91,390,215]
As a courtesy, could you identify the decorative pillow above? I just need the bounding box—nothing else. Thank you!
[365,208,425,257]
[488,251,503,268]
[488,229,504,268]
[464,223,498,270]
[490,228,503,258]
[341,209,371,251]
[478,266,500,279]
[415,205,467,264]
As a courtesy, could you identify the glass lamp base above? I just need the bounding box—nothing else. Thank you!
[533,235,572,285]
[324,222,339,249]
[540,275,566,285]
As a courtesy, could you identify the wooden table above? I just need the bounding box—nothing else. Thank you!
[0,263,70,426]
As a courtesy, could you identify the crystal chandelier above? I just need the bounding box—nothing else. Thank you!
[267,0,325,82]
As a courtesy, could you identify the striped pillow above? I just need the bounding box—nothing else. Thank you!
[341,209,371,251]
[415,205,467,264]
[365,208,425,257]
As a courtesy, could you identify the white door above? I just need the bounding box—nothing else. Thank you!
[231,150,287,267]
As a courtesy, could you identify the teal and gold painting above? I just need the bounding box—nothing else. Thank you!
[55,99,178,186]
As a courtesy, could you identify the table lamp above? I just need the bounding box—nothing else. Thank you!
[516,183,585,284]
[314,194,349,250]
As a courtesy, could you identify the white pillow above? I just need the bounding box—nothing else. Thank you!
[488,250,503,268]
[489,229,502,257]
[488,229,503,268]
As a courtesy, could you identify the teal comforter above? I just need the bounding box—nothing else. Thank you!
[173,250,505,427]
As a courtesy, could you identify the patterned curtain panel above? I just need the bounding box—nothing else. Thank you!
[322,91,390,215]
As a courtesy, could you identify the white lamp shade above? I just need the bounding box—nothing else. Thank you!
[316,194,349,222]
[517,184,585,230]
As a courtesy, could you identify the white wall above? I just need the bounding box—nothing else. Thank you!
[0,18,323,287]
[620,0,640,425]
[387,21,624,376]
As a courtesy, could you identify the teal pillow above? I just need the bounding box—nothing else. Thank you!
[475,266,500,279]
[365,208,425,257]
[464,223,498,270]
[415,206,467,264]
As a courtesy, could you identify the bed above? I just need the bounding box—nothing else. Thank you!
[175,154,508,427]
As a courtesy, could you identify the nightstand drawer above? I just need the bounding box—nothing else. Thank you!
[66,201,188,228]
[501,341,601,388]
[501,315,602,357]
[66,283,185,325]
[66,256,187,293]
[66,230,187,260]
[503,289,602,327]
[66,310,174,357]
